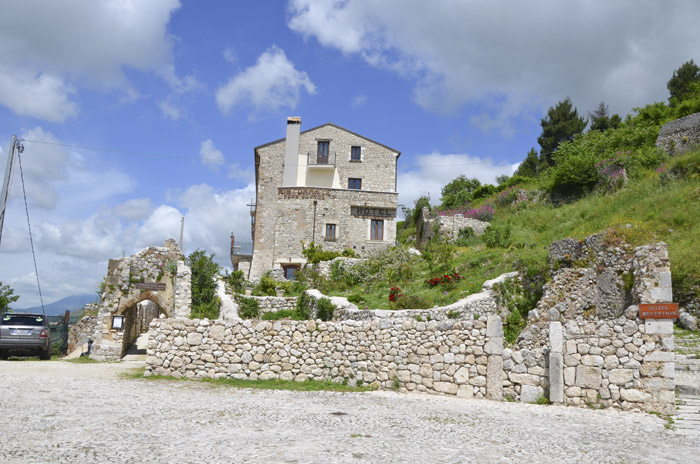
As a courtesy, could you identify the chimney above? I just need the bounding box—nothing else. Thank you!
[282,116,301,187]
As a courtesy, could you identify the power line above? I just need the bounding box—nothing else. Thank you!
[16,143,46,318]
[19,138,510,169]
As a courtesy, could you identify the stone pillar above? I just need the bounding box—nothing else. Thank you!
[549,321,564,403]
[634,243,675,414]
[485,315,504,401]
[173,260,192,318]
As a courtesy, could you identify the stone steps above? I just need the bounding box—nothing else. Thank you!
[675,395,700,433]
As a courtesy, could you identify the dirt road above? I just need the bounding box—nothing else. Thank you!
[1,360,697,463]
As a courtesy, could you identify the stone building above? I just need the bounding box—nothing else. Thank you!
[247,117,400,281]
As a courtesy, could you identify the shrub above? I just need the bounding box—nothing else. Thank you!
[254,273,278,296]
[496,187,518,207]
[472,184,496,200]
[301,242,354,264]
[316,297,335,321]
[262,309,301,321]
[238,297,260,319]
[347,293,365,305]
[465,205,494,222]
[482,224,513,248]
[391,294,432,310]
[454,226,478,247]
[294,292,312,320]
[427,272,463,288]
[227,270,246,293]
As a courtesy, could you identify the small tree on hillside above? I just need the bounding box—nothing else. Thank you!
[0,281,19,315]
[186,249,220,319]
[588,101,621,132]
[537,97,587,167]
[667,59,700,103]
[515,147,539,178]
[440,175,481,209]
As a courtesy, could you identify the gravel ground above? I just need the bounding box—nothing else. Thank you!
[0,360,697,464]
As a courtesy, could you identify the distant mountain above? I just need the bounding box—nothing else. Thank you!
[14,294,98,316]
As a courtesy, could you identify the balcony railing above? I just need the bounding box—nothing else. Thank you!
[307,152,336,167]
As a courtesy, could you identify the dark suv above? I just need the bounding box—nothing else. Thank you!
[0,313,52,360]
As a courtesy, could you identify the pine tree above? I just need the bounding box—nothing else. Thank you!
[667,59,700,102]
[537,97,587,167]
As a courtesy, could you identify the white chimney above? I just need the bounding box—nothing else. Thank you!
[282,116,301,187]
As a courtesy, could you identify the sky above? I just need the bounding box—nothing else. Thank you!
[1,0,699,308]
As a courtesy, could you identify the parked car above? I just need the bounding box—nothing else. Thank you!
[0,313,52,360]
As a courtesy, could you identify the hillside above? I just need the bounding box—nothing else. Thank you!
[14,294,97,316]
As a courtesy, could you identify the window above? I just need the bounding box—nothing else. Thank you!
[348,178,362,189]
[351,146,361,161]
[283,265,299,281]
[370,219,384,241]
[325,224,336,240]
[317,141,329,164]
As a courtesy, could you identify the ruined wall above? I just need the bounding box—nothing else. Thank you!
[655,112,700,154]
[416,207,489,249]
[146,236,676,413]
[90,239,189,361]
[66,308,98,354]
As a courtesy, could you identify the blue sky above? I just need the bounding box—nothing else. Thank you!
[1,0,699,307]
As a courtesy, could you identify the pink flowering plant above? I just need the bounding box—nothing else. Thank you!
[595,150,629,193]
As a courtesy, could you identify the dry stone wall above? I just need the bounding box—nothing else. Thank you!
[146,235,676,414]
[146,316,506,399]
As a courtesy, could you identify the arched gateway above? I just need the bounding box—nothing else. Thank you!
[88,239,192,360]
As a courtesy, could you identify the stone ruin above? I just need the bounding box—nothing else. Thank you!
[656,111,700,155]
[146,234,678,414]
[73,239,192,361]
[416,206,489,249]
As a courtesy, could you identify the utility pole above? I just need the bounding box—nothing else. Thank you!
[0,135,19,247]
[179,216,185,251]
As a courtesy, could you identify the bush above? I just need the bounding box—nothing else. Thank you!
[347,293,365,305]
[316,297,335,321]
[227,270,245,293]
[238,297,260,319]
[186,249,221,319]
[472,184,496,200]
[391,294,433,310]
[262,309,300,321]
[254,273,278,296]
[482,224,513,248]
[294,292,312,320]
[302,242,355,264]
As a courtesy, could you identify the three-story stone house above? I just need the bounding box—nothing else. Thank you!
[247,117,400,281]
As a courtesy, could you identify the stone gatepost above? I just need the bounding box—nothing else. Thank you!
[485,315,504,401]
[549,321,564,403]
[173,260,192,318]
[634,243,676,414]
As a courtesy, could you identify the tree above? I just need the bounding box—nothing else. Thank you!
[537,97,587,167]
[495,174,510,185]
[515,147,539,178]
[588,101,621,132]
[440,175,481,209]
[0,281,19,315]
[667,59,700,102]
[186,250,220,319]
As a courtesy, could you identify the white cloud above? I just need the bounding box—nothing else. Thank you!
[397,152,514,216]
[113,199,156,222]
[199,139,225,170]
[216,45,317,116]
[351,94,368,107]
[0,0,183,121]
[287,0,700,134]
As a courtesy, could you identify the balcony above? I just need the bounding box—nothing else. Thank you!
[307,152,336,169]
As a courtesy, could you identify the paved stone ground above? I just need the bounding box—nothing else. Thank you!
[1,360,698,464]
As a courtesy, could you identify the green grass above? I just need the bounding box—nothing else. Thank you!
[129,368,374,392]
[62,356,101,364]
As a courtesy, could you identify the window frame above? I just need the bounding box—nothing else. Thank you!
[317,140,330,164]
[325,223,337,240]
[348,178,362,190]
[350,146,362,161]
[370,219,384,241]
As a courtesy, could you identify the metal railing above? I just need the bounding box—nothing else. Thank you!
[307,152,336,167]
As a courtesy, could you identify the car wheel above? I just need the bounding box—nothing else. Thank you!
[39,348,51,360]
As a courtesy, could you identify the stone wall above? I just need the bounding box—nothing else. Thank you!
[656,112,700,154]
[146,316,506,400]
[234,295,298,316]
[146,235,676,413]
[66,308,98,354]
[416,207,489,249]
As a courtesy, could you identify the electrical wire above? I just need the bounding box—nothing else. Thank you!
[19,138,518,169]
[16,146,46,318]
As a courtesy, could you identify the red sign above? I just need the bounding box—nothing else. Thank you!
[639,303,679,319]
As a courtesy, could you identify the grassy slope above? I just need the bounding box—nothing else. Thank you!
[322,148,700,310]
